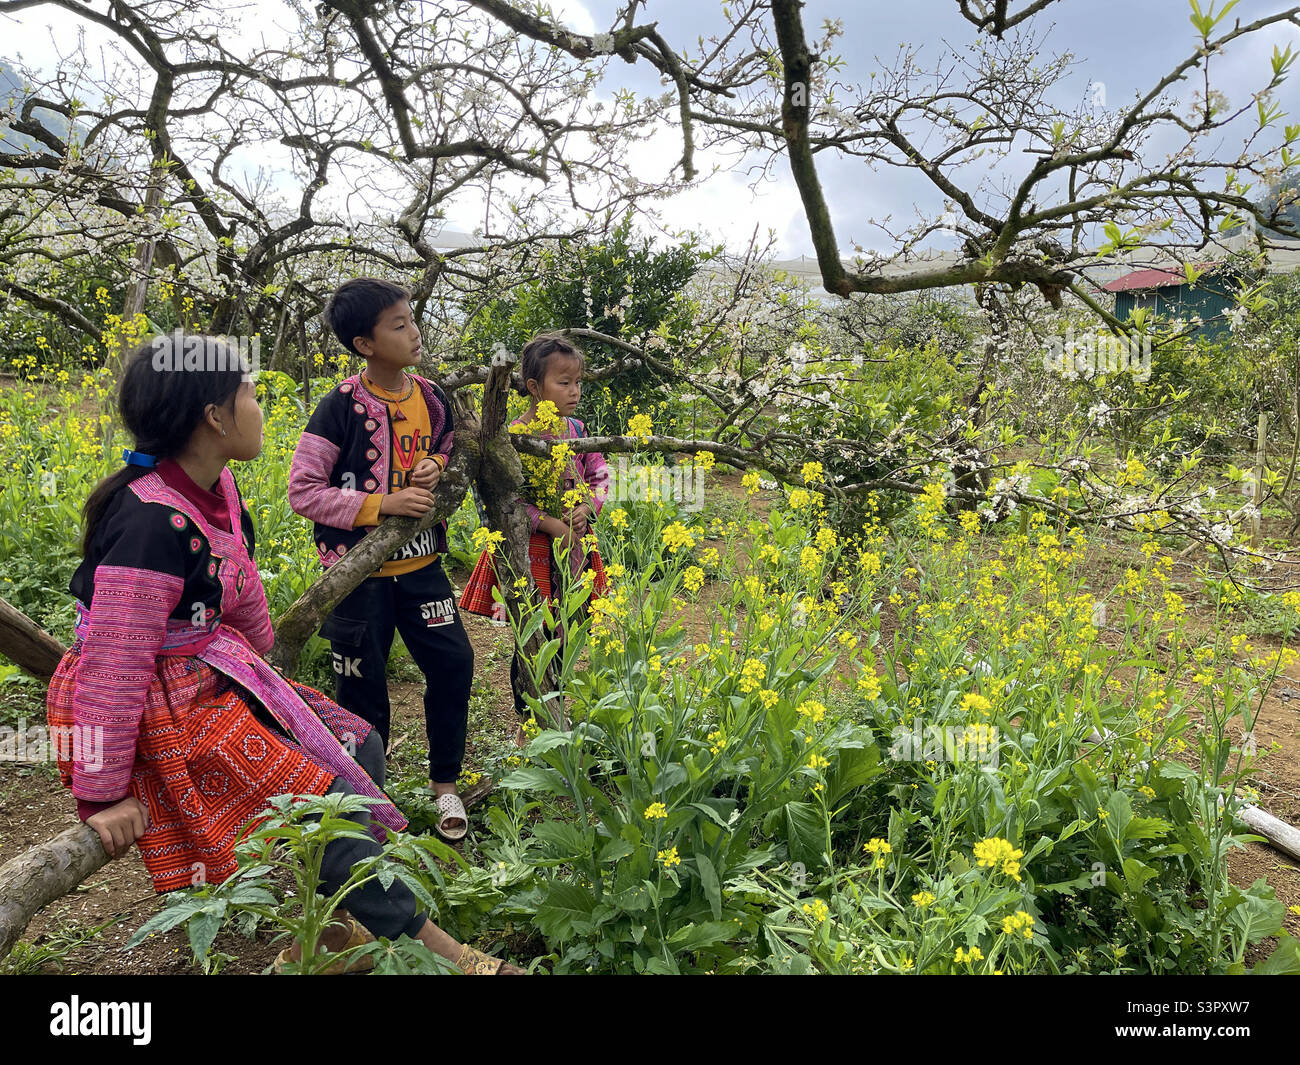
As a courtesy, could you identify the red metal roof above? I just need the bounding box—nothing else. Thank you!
[1102,268,1189,292]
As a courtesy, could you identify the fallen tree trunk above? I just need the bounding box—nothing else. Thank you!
[0,597,65,682]
[1239,804,1300,863]
[0,824,108,960]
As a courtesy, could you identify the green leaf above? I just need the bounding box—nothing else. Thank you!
[652,762,688,795]
[666,919,735,952]
[126,898,207,948]
[499,766,571,796]
[1123,815,1171,842]
[533,882,597,942]
[690,800,738,830]
[696,852,723,920]
[1253,933,1300,975]
[526,729,575,755]
[598,838,636,863]
[782,801,826,869]
[186,905,224,964]
[532,820,592,860]
[827,743,883,806]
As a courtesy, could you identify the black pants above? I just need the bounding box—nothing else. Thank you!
[321,558,472,783]
[320,731,427,941]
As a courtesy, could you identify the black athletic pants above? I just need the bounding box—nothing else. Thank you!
[320,731,427,941]
[321,558,473,783]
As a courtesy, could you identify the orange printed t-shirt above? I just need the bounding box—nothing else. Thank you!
[352,375,441,577]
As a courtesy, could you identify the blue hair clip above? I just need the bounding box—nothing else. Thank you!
[122,449,157,468]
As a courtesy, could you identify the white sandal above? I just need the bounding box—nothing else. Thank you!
[434,791,469,842]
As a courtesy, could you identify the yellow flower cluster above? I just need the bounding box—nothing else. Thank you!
[737,657,765,693]
[863,838,892,868]
[657,846,681,869]
[472,526,505,554]
[1000,911,1035,939]
[801,898,829,923]
[973,837,1024,881]
[644,802,668,820]
[662,522,696,554]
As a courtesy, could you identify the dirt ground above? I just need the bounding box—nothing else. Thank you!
[3,471,1299,973]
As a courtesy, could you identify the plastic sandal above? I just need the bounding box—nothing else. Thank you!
[273,917,376,975]
[434,791,469,842]
[457,945,525,975]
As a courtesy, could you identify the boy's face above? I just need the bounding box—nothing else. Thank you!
[355,301,422,368]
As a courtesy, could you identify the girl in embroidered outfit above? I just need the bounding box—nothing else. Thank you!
[46,336,521,974]
[459,335,610,746]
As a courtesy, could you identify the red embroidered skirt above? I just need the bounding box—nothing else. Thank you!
[47,650,372,893]
[459,532,608,617]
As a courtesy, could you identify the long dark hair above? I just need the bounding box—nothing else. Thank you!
[81,335,246,557]
[517,333,584,397]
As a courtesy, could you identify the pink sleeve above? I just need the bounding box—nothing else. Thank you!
[583,451,610,515]
[72,565,182,802]
[524,501,544,533]
[288,431,368,530]
[573,420,610,515]
[223,560,274,656]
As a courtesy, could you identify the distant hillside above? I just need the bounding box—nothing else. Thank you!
[0,59,78,157]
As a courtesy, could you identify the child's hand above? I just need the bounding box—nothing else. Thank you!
[540,515,582,554]
[381,487,435,517]
[557,524,583,555]
[409,458,442,490]
[562,503,592,536]
[86,796,150,859]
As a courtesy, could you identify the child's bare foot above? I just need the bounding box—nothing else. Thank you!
[514,724,528,748]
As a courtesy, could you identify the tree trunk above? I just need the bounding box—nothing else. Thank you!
[474,352,564,725]
[0,597,65,681]
[0,824,108,960]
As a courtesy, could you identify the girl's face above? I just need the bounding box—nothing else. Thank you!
[221,380,264,462]
[530,353,582,415]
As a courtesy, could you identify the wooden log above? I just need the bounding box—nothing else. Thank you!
[1238,803,1300,862]
[0,596,66,681]
[0,824,108,960]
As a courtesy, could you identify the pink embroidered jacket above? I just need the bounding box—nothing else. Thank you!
[288,373,454,568]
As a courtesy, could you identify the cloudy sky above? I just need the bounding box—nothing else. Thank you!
[8,0,1298,257]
